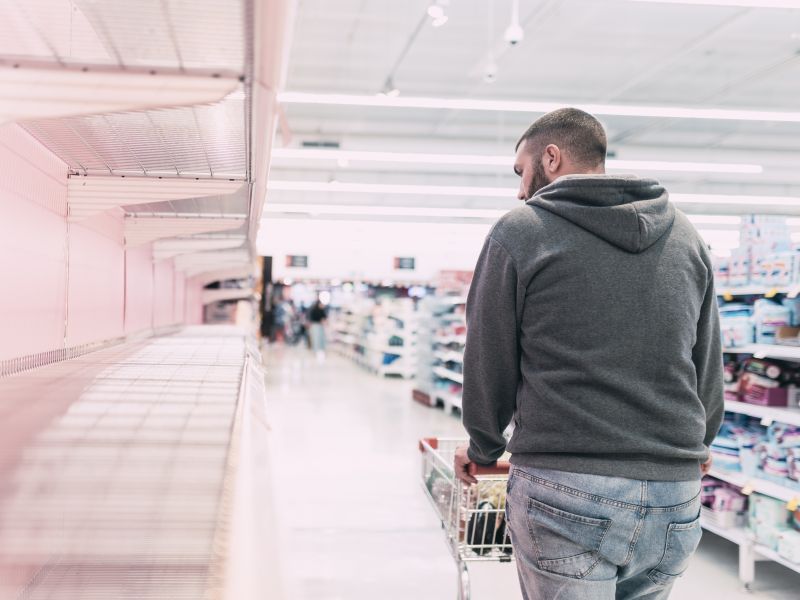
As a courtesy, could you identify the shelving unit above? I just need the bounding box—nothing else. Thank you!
[724,343,800,362]
[702,388,800,588]
[413,296,468,413]
[0,326,280,599]
[433,366,464,384]
[723,399,800,427]
[718,286,800,298]
[708,469,799,503]
[332,301,418,379]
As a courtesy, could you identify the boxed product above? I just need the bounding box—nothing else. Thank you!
[777,529,800,564]
[724,359,743,401]
[729,249,751,287]
[739,358,799,407]
[753,299,792,345]
[783,297,800,328]
[714,256,730,287]
[749,493,790,550]
[775,326,800,346]
[700,477,748,529]
[719,304,754,348]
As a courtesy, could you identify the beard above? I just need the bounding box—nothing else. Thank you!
[526,159,550,199]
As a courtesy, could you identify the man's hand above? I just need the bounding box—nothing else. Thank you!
[454,445,478,485]
[701,455,713,476]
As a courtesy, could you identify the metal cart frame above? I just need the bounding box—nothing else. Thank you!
[419,437,515,600]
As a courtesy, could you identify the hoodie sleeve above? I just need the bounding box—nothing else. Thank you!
[693,258,724,454]
[462,234,522,465]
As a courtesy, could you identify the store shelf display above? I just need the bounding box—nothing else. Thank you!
[332,298,418,378]
[413,296,466,413]
[699,404,800,587]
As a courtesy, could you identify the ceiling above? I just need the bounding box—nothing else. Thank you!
[265,0,800,231]
[0,0,293,281]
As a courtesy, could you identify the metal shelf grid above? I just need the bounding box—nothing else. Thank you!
[0,0,246,73]
[0,326,253,600]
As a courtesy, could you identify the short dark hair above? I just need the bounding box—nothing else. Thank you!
[515,108,607,168]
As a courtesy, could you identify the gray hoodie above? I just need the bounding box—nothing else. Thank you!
[462,175,724,481]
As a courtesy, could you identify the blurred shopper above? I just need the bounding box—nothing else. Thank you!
[308,299,328,362]
[455,108,723,600]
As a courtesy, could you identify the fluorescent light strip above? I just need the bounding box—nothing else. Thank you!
[263,203,507,219]
[263,206,785,227]
[629,0,800,8]
[268,180,800,207]
[687,215,741,225]
[271,148,763,174]
[278,91,800,124]
[268,180,511,197]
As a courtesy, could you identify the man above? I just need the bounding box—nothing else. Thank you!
[455,108,723,599]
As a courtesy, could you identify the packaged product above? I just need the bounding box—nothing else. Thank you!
[749,493,790,550]
[719,304,754,348]
[777,529,800,564]
[753,299,792,345]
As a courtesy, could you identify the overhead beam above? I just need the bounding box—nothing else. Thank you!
[0,62,240,125]
[124,215,245,247]
[67,176,245,221]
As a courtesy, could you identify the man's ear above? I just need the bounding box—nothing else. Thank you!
[544,144,562,173]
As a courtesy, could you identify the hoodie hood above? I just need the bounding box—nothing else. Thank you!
[528,174,676,253]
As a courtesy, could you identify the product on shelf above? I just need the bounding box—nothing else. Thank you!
[749,493,791,550]
[777,529,800,564]
[753,299,792,345]
[723,358,743,401]
[700,476,748,529]
[738,358,800,407]
[713,216,796,289]
[720,304,755,348]
[711,414,800,494]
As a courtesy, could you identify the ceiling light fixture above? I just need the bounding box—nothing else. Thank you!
[427,5,445,19]
[268,180,800,208]
[269,180,511,198]
[628,0,800,9]
[263,203,507,219]
[277,91,800,123]
[270,148,764,175]
[380,78,400,98]
[504,0,525,46]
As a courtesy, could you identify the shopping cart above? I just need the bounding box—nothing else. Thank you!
[419,437,514,600]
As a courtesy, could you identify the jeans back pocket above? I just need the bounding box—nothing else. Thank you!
[526,497,612,579]
[648,516,703,586]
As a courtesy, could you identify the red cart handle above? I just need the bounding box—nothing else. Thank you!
[469,461,511,476]
[419,437,511,475]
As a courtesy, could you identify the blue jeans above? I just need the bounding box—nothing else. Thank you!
[506,465,702,600]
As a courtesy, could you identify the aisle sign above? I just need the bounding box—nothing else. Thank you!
[286,255,308,268]
[394,257,416,270]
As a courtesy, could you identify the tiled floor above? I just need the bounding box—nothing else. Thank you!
[265,344,800,600]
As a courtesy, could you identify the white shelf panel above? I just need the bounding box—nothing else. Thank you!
[434,350,464,363]
[754,544,800,575]
[438,297,467,305]
[718,286,800,298]
[433,366,464,384]
[434,335,467,346]
[723,344,800,362]
[709,469,800,503]
[700,518,748,546]
[724,399,800,427]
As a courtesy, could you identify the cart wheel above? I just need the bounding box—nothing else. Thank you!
[457,562,470,600]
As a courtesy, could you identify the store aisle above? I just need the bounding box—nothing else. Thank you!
[263,346,800,600]
[264,346,467,599]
